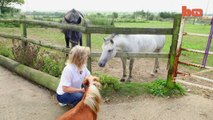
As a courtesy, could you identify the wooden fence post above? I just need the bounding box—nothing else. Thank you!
[86,33,92,73]
[173,17,185,78]
[166,14,181,89]
[20,15,27,47]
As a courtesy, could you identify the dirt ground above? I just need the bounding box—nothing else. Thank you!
[92,58,198,82]
[93,58,168,82]
[1,58,213,120]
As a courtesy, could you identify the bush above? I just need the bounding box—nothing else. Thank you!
[0,43,13,58]
[144,79,186,97]
[35,50,64,77]
[41,56,63,77]
[12,41,40,67]
[94,72,121,91]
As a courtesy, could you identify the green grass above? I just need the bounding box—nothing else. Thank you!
[95,72,185,97]
[115,21,173,28]
[184,24,210,34]
[143,79,185,97]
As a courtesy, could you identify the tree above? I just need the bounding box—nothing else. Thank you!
[112,12,118,19]
[0,0,24,14]
[145,11,153,20]
[159,12,176,19]
[133,10,145,19]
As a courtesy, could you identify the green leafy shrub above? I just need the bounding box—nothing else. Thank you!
[41,56,63,77]
[94,72,121,91]
[35,50,64,77]
[144,79,186,97]
[0,43,13,58]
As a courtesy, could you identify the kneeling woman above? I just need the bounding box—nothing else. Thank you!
[56,46,90,107]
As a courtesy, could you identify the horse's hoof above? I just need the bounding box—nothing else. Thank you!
[126,77,132,82]
[126,79,131,82]
[120,79,125,82]
[150,72,155,76]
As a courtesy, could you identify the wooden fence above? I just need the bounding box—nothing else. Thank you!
[175,17,213,74]
[174,17,213,88]
[0,15,181,88]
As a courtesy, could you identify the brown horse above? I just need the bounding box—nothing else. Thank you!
[57,76,102,120]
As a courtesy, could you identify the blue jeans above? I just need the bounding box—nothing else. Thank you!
[56,92,84,107]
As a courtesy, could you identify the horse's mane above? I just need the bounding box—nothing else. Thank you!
[103,33,117,42]
[84,84,101,113]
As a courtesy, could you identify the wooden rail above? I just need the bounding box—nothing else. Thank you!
[181,48,213,55]
[183,32,209,37]
[0,19,172,34]
[178,61,213,69]
[0,33,70,53]
[0,19,86,32]
[0,55,59,92]
[91,52,169,58]
[0,33,169,58]
[86,27,173,34]
[184,16,212,20]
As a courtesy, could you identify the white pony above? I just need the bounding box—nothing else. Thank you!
[98,34,166,82]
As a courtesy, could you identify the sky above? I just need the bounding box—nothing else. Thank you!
[14,0,213,14]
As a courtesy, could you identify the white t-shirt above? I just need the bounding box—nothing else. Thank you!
[56,64,90,95]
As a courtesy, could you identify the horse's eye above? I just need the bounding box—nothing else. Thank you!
[108,49,112,52]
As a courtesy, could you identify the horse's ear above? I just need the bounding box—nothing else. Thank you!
[110,39,114,44]
[93,76,99,82]
[103,38,106,42]
[92,77,101,89]
[83,78,90,86]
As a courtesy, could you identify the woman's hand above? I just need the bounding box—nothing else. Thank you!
[79,88,85,93]
[62,86,85,93]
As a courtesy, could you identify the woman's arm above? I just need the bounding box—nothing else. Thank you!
[62,86,85,93]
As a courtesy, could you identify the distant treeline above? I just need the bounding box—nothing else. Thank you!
[25,11,213,25]
[1,9,212,27]
[20,10,179,27]
[24,10,177,21]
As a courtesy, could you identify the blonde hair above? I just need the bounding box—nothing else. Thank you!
[67,46,90,69]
